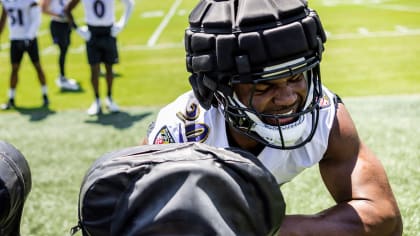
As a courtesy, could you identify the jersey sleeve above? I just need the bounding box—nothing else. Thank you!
[146,92,196,144]
[147,109,186,144]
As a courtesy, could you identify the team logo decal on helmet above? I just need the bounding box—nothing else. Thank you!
[185,0,327,149]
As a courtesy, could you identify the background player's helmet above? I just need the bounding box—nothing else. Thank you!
[185,0,327,149]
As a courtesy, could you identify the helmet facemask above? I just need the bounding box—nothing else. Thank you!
[221,58,323,149]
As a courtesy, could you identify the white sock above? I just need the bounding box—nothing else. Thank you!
[8,89,15,99]
[41,86,48,95]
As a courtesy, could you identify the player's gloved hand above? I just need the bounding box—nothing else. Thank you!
[75,26,91,41]
[111,22,123,37]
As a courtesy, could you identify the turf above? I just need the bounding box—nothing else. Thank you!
[0,95,417,235]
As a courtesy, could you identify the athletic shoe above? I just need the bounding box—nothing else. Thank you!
[56,77,79,91]
[1,98,15,110]
[105,97,119,113]
[42,95,49,107]
[87,101,101,116]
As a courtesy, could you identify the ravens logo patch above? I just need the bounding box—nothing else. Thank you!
[153,126,175,144]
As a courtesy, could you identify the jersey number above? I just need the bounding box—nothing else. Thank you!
[7,8,24,26]
[93,0,105,18]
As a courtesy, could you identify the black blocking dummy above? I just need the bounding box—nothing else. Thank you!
[71,143,285,236]
[0,141,32,236]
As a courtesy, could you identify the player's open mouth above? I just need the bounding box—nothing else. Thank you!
[265,110,296,125]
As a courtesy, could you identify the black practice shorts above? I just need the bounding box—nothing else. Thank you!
[10,38,40,64]
[86,25,119,65]
[50,20,71,47]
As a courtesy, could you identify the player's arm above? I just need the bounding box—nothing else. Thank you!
[278,103,402,235]
[111,0,134,37]
[140,138,148,145]
[64,0,80,28]
[40,0,55,16]
[118,0,134,27]
[140,121,156,145]
[26,2,41,40]
[0,5,7,35]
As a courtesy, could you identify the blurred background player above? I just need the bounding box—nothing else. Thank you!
[0,0,49,110]
[0,4,5,44]
[41,0,79,91]
[65,0,134,115]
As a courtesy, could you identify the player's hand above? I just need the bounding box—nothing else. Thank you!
[58,11,68,21]
[75,26,91,41]
[111,22,123,37]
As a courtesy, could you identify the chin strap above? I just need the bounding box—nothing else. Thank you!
[230,93,308,147]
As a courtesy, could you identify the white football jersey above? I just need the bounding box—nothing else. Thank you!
[49,0,69,22]
[1,0,39,39]
[82,0,115,26]
[147,86,337,185]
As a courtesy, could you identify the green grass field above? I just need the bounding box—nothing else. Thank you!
[0,0,419,235]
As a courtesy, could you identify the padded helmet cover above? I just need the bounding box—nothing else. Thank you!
[185,0,327,108]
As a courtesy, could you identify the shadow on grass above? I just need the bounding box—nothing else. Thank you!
[14,106,56,121]
[56,86,86,94]
[84,110,152,129]
[99,71,122,78]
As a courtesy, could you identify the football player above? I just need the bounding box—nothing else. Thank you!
[64,0,134,115]
[144,0,403,235]
[0,0,49,109]
[41,0,80,91]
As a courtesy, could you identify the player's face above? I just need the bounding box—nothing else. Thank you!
[234,73,308,125]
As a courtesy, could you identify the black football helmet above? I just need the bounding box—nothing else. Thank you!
[185,0,327,149]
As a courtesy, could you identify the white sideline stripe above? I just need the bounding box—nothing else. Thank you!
[395,25,408,33]
[358,27,369,35]
[327,28,420,40]
[147,0,183,47]
[141,11,164,18]
[1,28,419,56]
[1,43,10,50]
[322,0,385,6]
[321,1,420,12]
[368,4,420,13]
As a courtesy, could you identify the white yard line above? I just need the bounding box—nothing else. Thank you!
[147,0,183,47]
[322,0,385,7]
[327,28,420,40]
[367,4,420,13]
[357,27,370,36]
[321,0,420,13]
